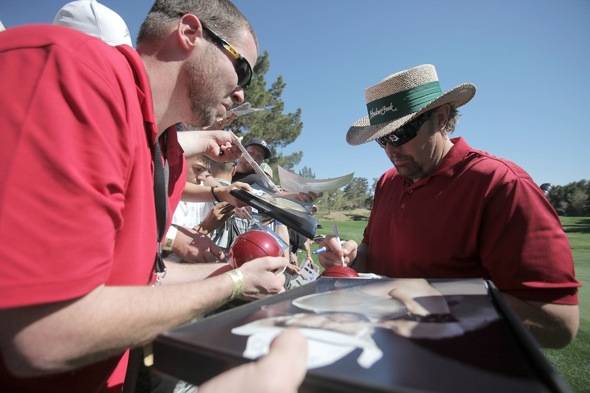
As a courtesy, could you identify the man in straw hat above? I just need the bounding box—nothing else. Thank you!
[319,64,579,348]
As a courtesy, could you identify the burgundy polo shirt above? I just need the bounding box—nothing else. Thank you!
[364,137,578,304]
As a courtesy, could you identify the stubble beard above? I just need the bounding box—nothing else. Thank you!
[387,151,420,179]
[183,49,222,128]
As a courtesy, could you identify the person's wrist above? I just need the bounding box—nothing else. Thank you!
[226,269,244,300]
[163,226,178,252]
[211,186,222,203]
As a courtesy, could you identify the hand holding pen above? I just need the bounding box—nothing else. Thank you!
[331,224,346,266]
[314,225,352,268]
[313,241,345,255]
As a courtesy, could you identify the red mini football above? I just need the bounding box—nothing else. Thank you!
[321,264,359,278]
[230,230,284,267]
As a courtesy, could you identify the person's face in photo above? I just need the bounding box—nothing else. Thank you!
[281,312,372,336]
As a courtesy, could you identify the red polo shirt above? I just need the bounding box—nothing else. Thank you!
[364,137,578,304]
[0,25,184,392]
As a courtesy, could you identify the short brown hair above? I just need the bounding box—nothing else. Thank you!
[137,0,256,47]
[431,104,460,135]
[444,105,460,134]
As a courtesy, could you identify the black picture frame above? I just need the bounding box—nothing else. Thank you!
[230,188,317,239]
[153,278,572,393]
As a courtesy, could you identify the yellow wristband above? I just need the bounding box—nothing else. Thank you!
[162,226,177,252]
[227,269,244,300]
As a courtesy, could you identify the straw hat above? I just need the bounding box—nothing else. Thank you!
[346,64,476,145]
[53,0,132,47]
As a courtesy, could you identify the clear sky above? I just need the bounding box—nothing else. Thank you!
[1,0,588,186]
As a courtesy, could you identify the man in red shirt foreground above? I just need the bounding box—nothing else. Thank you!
[0,1,306,392]
[320,64,579,348]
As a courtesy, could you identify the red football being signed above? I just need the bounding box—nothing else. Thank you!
[230,230,284,267]
[322,264,359,278]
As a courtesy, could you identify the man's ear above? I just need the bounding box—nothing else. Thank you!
[434,104,451,130]
[176,13,204,50]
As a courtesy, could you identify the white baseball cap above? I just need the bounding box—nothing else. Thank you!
[53,0,132,46]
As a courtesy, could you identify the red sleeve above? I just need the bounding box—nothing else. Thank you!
[0,42,131,308]
[479,168,579,305]
[163,127,186,226]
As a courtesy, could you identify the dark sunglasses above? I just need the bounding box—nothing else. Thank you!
[201,23,253,88]
[376,111,432,148]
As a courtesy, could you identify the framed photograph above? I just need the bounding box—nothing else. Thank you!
[153,278,571,393]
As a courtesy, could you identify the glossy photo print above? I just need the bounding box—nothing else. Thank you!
[232,278,495,369]
[154,277,564,393]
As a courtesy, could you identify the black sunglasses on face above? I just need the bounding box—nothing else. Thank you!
[376,111,432,148]
[201,23,253,88]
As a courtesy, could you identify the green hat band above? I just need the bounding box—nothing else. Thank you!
[367,81,442,125]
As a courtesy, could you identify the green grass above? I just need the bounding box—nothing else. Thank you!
[544,217,590,393]
[316,216,590,393]
[317,220,366,244]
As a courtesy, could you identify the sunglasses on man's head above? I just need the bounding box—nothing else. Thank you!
[376,111,432,148]
[201,23,253,88]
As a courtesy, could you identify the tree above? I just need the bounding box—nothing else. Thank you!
[342,177,370,209]
[569,188,588,216]
[317,189,346,214]
[546,179,590,216]
[365,177,379,209]
[228,51,303,170]
[298,166,316,179]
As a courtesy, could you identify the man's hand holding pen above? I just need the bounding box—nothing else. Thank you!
[317,236,358,268]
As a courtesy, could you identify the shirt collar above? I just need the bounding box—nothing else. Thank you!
[432,137,472,177]
[115,45,158,144]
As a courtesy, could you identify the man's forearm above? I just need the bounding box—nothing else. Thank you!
[1,275,234,377]
[163,261,230,284]
[182,182,239,206]
[182,182,215,202]
[502,294,579,348]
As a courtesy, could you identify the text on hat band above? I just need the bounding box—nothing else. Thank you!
[367,81,442,125]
